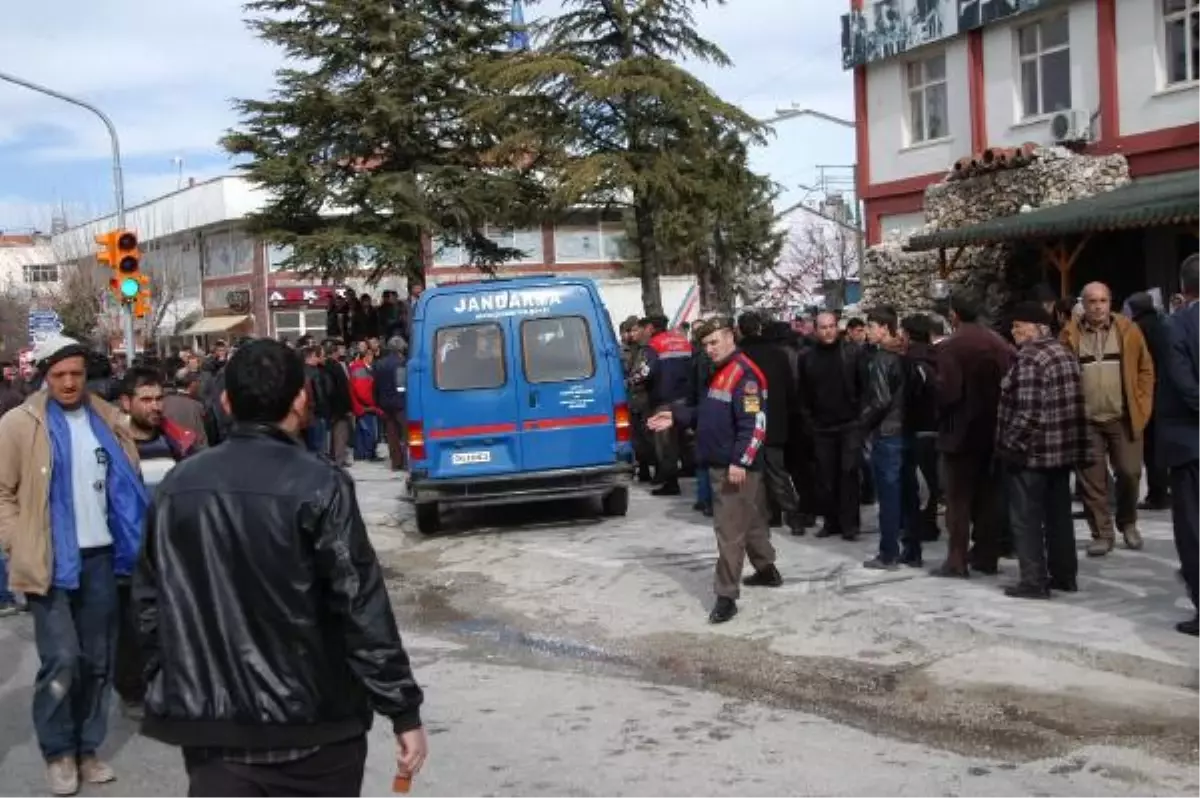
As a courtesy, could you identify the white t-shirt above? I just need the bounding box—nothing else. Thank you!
[63,407,114,549]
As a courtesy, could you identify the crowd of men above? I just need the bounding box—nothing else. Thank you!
[0,329,425,796]
[620,258,1199,632]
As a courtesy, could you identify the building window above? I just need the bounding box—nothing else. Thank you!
[432,226,543,267]
[1164,0,1200,85]
[272,309,327,342]
[905,52,948,144]
[1018,14,1071,118]
[267,244,294,272]
[553,222,632,262]
[22,263,60,284]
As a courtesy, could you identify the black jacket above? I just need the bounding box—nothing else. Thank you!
[1156,303,1199,467]
[305,363,333,419]
[861,346,907,438]
[134,425,424,750]
[1131,305,1170,387]
[372,351,407,414]
[324,359,354,418]
[738,333,794,446]
[903,342,939,435]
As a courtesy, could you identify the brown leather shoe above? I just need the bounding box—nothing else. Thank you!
[1086,538,1114,557]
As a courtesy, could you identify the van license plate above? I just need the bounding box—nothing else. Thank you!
[451,451,491,465]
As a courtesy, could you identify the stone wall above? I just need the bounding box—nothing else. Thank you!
[861,147,1131,315]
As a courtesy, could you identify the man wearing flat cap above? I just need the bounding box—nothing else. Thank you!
[0,335,147,795]
[649,317,781,624]
[996,303,1089,600]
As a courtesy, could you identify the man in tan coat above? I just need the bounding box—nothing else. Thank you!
[0,335,144,795]
[1061,282,1155,556]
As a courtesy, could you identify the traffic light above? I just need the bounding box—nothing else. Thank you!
[132,274,152,319]
[96,229,143,305]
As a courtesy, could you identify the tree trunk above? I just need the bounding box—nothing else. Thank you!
[696,246,716,313]
[634,199,664,316]
[709,229,735,316]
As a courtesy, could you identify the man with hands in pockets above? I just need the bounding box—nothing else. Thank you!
[649,318,781,624]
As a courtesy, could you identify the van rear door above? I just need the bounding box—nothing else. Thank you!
[515,306,617,472]
[422,307,522,480]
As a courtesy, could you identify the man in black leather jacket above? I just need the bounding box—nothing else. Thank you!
[133,339,427,796]
[861,308,907,570]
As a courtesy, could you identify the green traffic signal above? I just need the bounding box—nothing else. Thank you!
[120,277,140,298]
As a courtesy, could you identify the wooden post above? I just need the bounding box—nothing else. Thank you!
[1040,234,1093,297]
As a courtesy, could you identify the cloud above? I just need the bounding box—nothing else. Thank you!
[0,0,856,227]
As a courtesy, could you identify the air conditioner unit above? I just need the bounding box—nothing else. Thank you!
[1050,109,1092,143]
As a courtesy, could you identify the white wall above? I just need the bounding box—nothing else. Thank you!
[1116,0,1200,136]
[983,0,1100,147]
[866,36,971,184]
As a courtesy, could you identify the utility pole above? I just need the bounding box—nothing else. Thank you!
[0,70,134,354]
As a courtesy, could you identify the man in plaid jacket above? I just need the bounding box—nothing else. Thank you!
[996,302,1091,599]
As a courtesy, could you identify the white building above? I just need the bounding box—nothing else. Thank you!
[843,0,1198,250]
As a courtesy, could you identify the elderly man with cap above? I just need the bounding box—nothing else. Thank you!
[0,335,147,795]
[996,302,1089,600]
[649,317,780,624]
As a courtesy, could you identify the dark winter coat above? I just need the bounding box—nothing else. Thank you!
[738,331,794,446]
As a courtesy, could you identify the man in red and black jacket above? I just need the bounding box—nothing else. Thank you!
[637,315,694,496]
[650,318,781,625]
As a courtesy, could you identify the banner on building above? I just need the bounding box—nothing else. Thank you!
[841,0,1062,69]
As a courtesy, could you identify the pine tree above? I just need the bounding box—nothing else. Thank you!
[477,0,763,315]
[648,128,783,314]
[223,0,542,283]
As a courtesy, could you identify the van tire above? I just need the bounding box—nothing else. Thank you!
[415,502,441,535]
[601,486,629,517]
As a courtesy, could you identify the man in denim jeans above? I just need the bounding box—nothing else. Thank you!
[860,309,908,570]
[0,336,147,795]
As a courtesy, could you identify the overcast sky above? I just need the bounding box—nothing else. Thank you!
[0,0,854,233]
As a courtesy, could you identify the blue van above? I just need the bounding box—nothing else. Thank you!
[403,276,634,534]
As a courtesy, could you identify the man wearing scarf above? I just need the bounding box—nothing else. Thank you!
[0,335,148,796]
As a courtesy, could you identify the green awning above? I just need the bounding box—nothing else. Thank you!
[904,169,1199,252]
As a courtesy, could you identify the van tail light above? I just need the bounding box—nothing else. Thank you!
[406,421,426,461]
[614,402,631,444]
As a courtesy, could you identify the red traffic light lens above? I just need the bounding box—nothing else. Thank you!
[117,232,138,251]
[118,255,139,273]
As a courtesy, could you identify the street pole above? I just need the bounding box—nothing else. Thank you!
[0,70,134,355]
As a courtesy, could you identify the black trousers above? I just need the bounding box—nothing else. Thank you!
[184,735,368,797]
[114,581,144,704]
[1171,461,1199,609]
[1007,466,1077,589]
[786,425,819,516]
[630,409,656,470]
[813,427,862,535]
[1144,418,1171,503]
[901,435,940,553]
[762,446,799,519]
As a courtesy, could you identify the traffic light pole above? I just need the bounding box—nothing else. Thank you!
[0,70,135,354]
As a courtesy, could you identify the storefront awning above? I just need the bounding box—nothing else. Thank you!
[182,315,251,335]
[905,170,1199,252]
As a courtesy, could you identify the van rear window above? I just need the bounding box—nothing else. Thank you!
[435,323,506,391]
[521,316,595,384]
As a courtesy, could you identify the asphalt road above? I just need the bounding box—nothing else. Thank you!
[1,461,1196,796]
